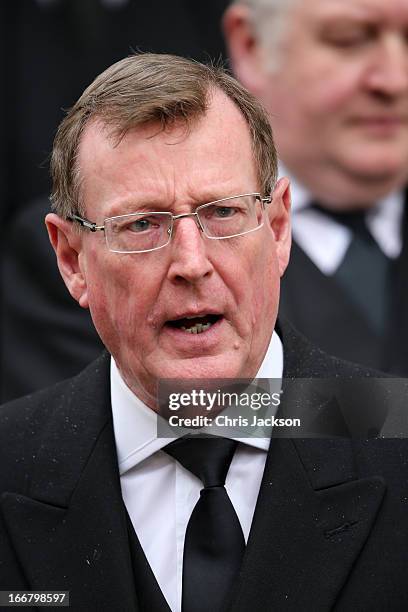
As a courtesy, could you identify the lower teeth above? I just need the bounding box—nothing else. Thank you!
[181,322,212,334]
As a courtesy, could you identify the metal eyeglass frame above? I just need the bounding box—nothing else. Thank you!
[68,193,272,253]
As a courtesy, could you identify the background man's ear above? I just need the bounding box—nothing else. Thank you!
[267,177,292,277]
[222,4,267,94]
[45,213,89,308]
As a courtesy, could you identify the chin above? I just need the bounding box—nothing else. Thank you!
[152,353,249,382]
[349,142,408,175]
[335,156,406,195]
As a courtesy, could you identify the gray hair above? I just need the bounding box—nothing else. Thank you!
[233,0,299,71]
[51,53,278,218]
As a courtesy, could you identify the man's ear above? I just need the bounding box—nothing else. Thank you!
[45,213,89,309]
[267,177,291,277]
[222,4,267,94]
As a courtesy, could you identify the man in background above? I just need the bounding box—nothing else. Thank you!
[223,0,408,373]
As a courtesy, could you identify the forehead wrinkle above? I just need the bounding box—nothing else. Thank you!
[80,129,176,217]
[152,102,256,206]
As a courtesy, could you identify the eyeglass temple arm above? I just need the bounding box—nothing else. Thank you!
[68,214,104,232]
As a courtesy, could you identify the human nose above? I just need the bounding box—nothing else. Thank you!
[166,217,214,284]
[365,35,408,96]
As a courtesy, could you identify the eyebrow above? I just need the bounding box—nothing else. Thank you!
[105,199,168,217]
[319,15,377,28]
[104,192,249,217]
[313,2,384,26]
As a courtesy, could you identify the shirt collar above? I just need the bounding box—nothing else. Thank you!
[111,331,284,475]
[279,163,404,270]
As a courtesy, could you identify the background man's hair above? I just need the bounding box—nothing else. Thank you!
[232,0,298,69]
[50,53,277,218]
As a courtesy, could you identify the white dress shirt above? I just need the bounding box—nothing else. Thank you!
[283,166,404,275]
[111,331,283,612]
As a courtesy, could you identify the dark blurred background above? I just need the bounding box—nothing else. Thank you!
[1,0,229,224]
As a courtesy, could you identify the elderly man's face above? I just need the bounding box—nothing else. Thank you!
[48,90,290,408]
[225,0,408,207]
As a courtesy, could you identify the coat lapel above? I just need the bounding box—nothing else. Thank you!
[229,322,387,611]
[229,437,385,612]
[1,353,138,611]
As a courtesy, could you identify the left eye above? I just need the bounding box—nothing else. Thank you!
[130,219,152,232]
[127,217,161,232]
[213,206,237,218]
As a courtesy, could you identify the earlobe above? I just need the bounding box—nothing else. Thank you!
[45,213,89,309]
[222,5,266,94]
[268,177,292,277]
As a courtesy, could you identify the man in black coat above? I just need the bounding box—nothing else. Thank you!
[1,53,408,611]
[2,322,407,611]
[223,0,408,374]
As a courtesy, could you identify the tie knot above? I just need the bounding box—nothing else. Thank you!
[164,435,238,488]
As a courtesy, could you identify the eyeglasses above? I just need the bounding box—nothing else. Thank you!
[68,193,272,254]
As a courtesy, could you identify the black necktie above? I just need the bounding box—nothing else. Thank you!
[312,204,391,334]
[165,435,245,612]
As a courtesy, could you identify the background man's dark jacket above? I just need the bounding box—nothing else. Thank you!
[1,322,407,611]
[1,198,103,402]
[280,192,408,375]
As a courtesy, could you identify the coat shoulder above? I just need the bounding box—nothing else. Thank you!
[0,352,111,490]
[278,318,388,379]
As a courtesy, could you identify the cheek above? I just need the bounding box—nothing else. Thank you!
[84,257,151,350]
[301,55,367,118]
[230,237,280,328]
[271,58,364,127]
[312,77,361,117]
[257,249,280,319]
[86,277,123,345]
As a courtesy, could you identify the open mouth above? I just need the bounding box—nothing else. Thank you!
[166,314,222,335]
